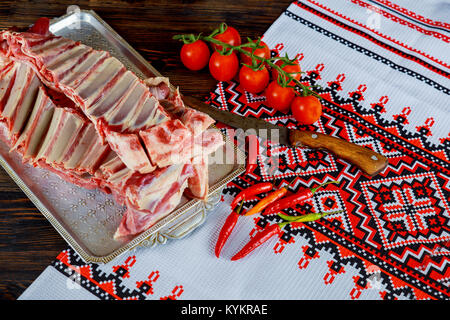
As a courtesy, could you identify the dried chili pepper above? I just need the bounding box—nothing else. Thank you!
[243,180,293,216]
[231,223,282,261]
[230,182,273,209]
[262,180,339,216]
[215,200,245,258]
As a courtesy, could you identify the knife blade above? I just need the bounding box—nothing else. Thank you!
[182,95,388,177]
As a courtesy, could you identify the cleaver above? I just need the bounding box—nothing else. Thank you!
[182,95,388,177]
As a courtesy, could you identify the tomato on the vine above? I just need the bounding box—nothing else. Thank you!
[240,40,271,66]
[212,26,241,51]
[239,66,270,94]
[271,60,302,85]
[209,51,239,81]
[180,40,210,71]
[264,81,295,113]
[291,96,322,124]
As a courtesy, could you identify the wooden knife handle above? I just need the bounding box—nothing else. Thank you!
[289,130,388,177]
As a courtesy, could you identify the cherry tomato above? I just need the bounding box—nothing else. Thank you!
[264,81,295,113]
[209,51,239,81]
[212,26,241,51]
[180,40,210,71]
[271,60,302,85]
[240,40,271,66]
[291,96,322,124]
[239,66,270,94]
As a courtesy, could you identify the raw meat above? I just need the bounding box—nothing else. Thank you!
[0,60,40,145]
[0,29,201,172]
[0,21,225,240]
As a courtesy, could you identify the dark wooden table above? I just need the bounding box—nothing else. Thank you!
[0,0,292,300]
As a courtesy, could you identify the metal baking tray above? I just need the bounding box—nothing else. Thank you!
[0,7,245,264]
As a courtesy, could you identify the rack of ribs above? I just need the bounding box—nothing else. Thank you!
[0,19,224,240]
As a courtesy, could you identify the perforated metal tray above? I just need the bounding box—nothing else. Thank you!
[0,7,245,263]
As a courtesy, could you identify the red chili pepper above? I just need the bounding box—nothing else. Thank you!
[230,182,273,209]
[215,200,245,258]
[215,211,239,258]
[243,180,295,216]
[231,223,282,261]
[262,180,339,216]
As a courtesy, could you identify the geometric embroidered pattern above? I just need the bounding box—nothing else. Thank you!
[212,69,450,299]
[209,46,450,299]
[51,249,184,300]
[361,172,450,249]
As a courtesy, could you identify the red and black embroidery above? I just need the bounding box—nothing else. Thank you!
[210,70,449,175]
[367,0,450,32]
[304,0,450,70]
[350,0,450,42]
[292,1,450,79]
[51,249,184,300]
[211,54,449,299]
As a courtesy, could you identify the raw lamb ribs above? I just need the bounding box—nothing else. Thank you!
[0,19,224,240]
